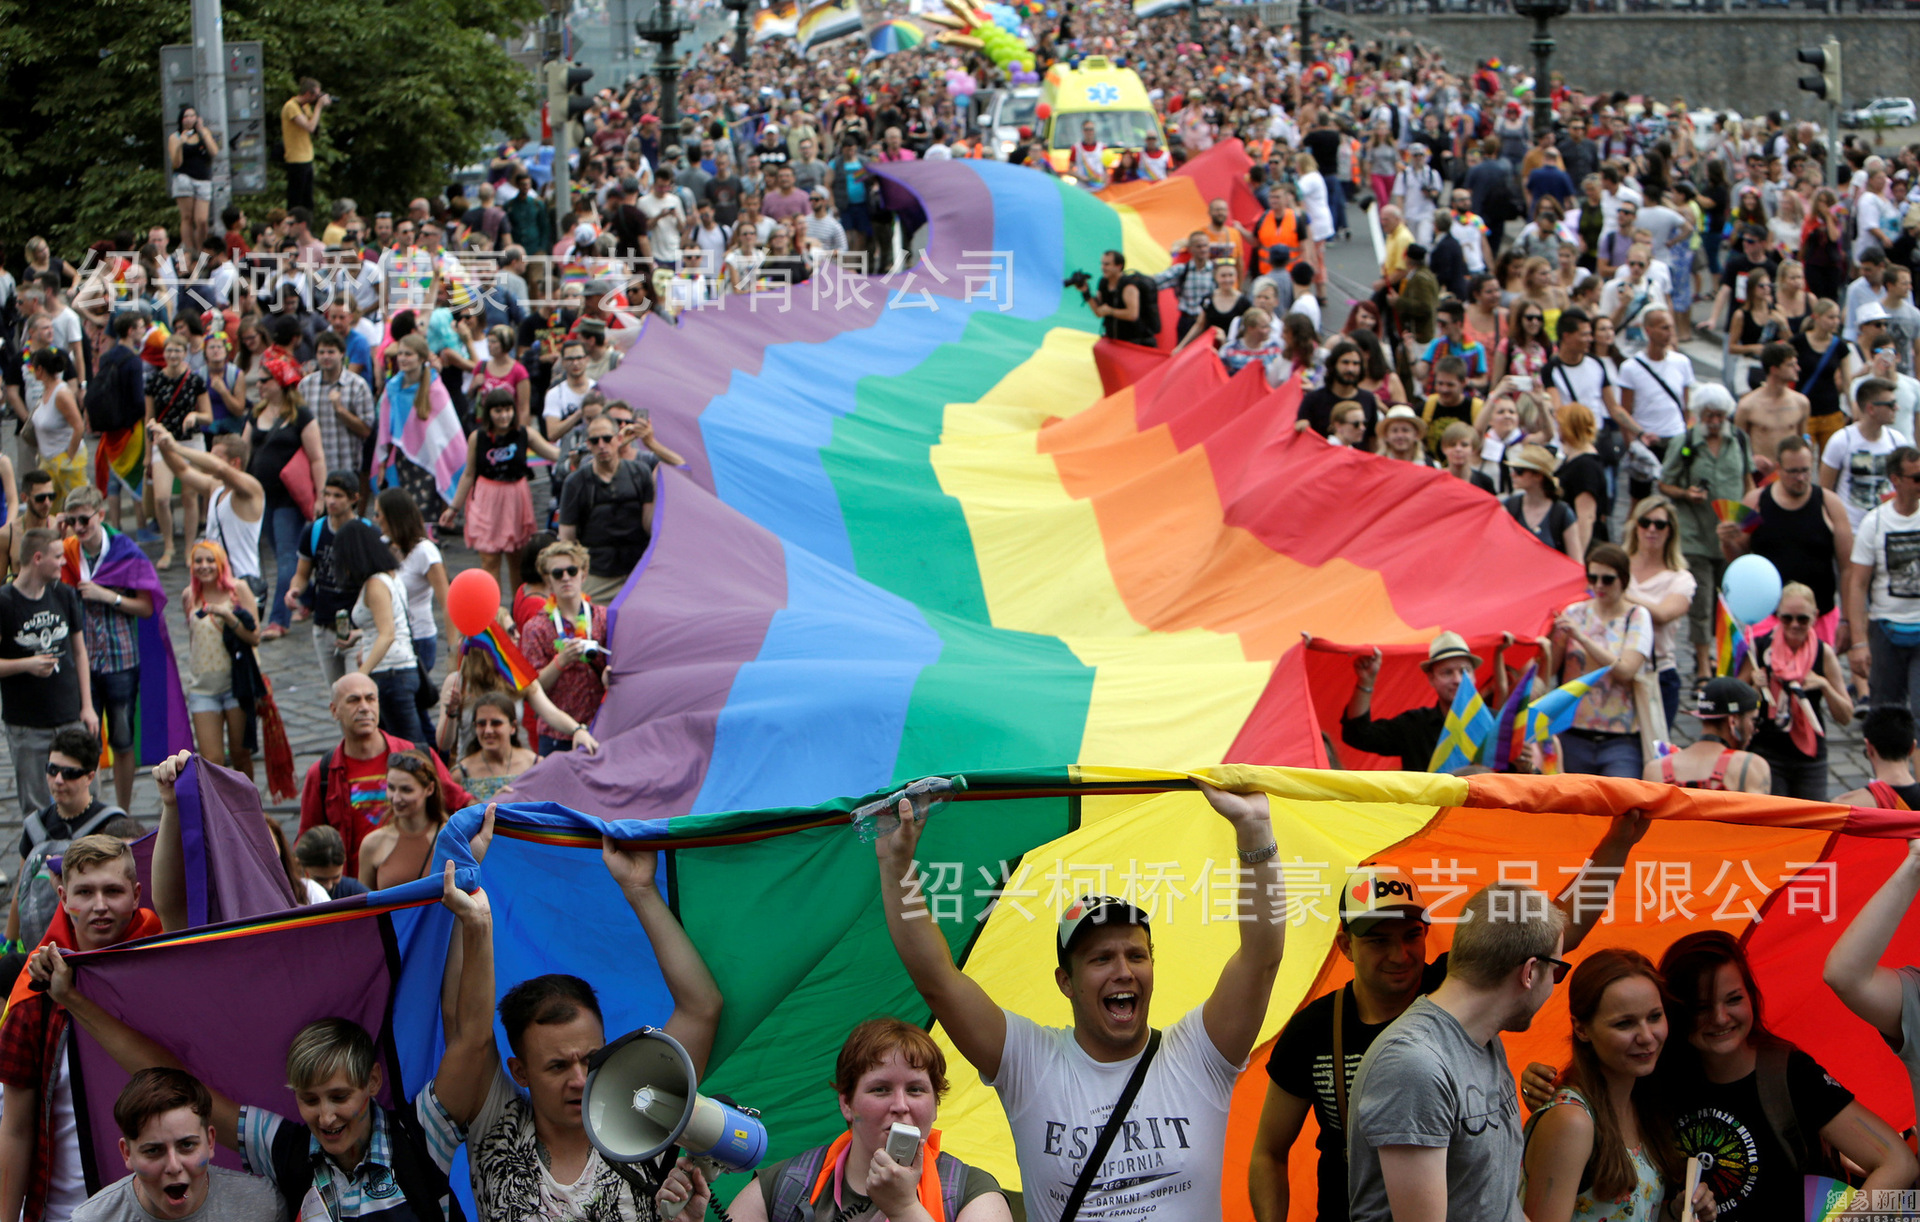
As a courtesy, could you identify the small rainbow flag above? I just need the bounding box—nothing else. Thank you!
[1714,595,1749,677]
[95,426,145,499]
[1712,498,1760,533]
[466,623,539,693]
[1489,661,1538,773]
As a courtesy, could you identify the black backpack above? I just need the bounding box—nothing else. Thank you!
[1120,271,1162,342]
[85,346,145,434]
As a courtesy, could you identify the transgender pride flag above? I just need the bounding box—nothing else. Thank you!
[374,368,467,502]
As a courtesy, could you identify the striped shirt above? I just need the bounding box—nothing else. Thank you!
[238,1093,460,1222]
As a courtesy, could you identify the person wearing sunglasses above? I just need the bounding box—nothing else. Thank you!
[1643,676,1770,794]
[1347,883,1568,1222]
[555,417,653,605]
[2,471,59,582]
[1739,582,1853,801]
[1549,543,1653,777]
[520,539,611,757]
[14,725,124,876]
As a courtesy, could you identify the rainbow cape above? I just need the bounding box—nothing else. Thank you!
[59,532,191,766]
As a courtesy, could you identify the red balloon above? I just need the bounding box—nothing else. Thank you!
[447,568,502,638]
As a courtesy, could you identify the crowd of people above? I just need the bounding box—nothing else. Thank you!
[0,1,1918,1221]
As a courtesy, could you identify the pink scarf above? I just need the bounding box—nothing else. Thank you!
[1764,630,1824,756]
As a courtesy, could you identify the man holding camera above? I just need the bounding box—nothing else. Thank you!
[1080,250,1160,348]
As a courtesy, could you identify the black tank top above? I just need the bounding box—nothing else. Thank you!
[178,130,213,181]
[1748,484,1836,614]
[1749,631,1831,763]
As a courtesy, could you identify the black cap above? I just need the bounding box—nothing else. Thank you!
[1697,676,1759,718]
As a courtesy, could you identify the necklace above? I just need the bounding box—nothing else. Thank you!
[545,595,591,640]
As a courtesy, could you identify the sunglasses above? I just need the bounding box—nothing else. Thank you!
[60,514,96,529]
[1586,572,1620,586]
[1636,516,1671,531]
[46,762,90,781]
[548,565,581,579]
[1539,955,1573,984]
[587,435,618,446]
[1870,400,1898,410]
[30,492,56,504]
[1778,613,1814,626]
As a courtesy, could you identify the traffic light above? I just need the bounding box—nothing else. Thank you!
[1796,39,1840,103]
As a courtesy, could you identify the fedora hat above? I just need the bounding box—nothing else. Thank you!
[1419,631,1483,673]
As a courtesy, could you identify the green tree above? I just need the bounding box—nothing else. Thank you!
[0,0,540,259]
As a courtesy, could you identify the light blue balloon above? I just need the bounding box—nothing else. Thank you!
[1722,553,1783,625]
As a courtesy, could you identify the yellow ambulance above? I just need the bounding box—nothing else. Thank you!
[1040,56,1164,178]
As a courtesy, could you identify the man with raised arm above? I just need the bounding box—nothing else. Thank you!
[876,782,1286,1222]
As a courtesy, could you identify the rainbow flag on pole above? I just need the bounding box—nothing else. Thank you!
[1489,661,1538,772]
[465,623,540,692]
[1714,595,1749,677]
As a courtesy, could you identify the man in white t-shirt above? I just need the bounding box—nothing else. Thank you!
[638,172,687,269]
[1847,444,1920,715]
[1823,378,1912,528]
[1390,144,1443,245]
[876,781,1286,1222]
[1615,308,1693,451]
[543,339,599,473]
[1855,172,1901,262]
[1544,307,1623,437]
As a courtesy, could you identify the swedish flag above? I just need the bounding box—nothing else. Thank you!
[1428,679,1495,773]
[1524,665,1613,746]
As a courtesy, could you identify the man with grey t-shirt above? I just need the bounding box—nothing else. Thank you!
[1346,884,1567,1222]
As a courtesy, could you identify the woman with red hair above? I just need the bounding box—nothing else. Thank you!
[662,1018,1014,1222]
[183,538,260,775]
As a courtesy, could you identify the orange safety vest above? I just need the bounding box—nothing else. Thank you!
[1252,208,1300,275]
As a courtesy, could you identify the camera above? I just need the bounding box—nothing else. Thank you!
[1063,270,1094,292]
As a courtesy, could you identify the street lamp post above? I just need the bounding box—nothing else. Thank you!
[1513,0,1569,139]
[1297,0,1315,69]
[724,0,750,67]
[637,0,694,136]
[1188,0,1203,46]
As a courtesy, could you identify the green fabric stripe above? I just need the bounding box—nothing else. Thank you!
[681,795,1072,1170]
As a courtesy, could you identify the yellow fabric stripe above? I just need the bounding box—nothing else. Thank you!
[930,330,1271,766]
[928,787,1441,1190]
[1107,201,1172,277]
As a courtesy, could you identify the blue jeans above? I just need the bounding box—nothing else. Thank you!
[1702,224,1724,276]
[370,666,426,747]
[413,635,437,674]
[1560,729,1642,777]
[1326,176,1347,234]
[265,504,304,629]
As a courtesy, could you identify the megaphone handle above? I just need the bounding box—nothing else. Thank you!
[659,1156,727,1221]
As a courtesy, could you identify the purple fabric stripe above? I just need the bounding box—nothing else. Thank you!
[596,161,996,494]
[509,468,788,821]
[174,764,209,929]
[72,915,396,1182]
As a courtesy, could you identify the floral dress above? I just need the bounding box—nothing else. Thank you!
[1522,1087,1667,1222]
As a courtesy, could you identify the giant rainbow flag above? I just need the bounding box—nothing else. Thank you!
[49,162,1920,1222]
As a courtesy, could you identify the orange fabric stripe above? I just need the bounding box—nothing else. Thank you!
[1099,176,1210,251]
[1465,773,1862,833]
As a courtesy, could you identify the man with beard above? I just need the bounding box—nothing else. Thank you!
[1298,340,1381,448]
[1645,676,1771,793]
